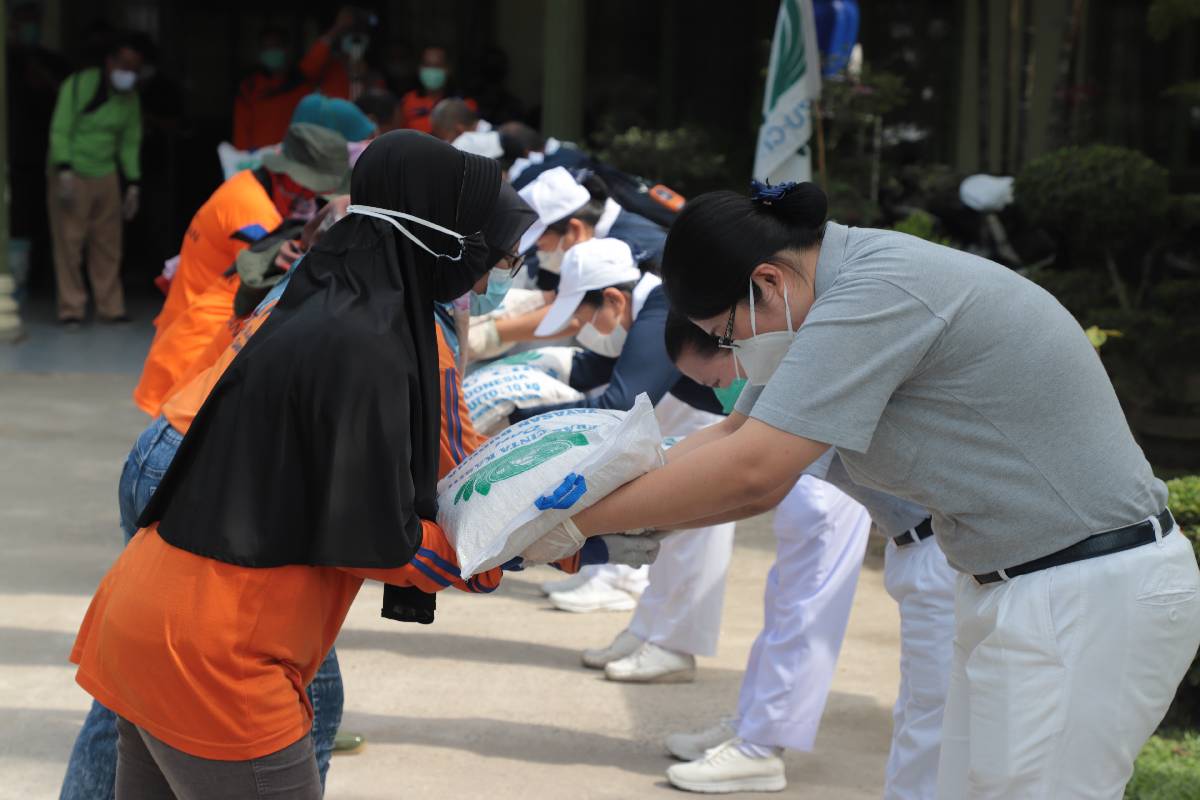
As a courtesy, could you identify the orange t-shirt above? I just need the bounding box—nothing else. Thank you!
[153,170,281,336]
[133,275,240,417]
[70,520,497,761]
[78,314,503,762]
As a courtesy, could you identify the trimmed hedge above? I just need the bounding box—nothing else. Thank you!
[1127,731,1200,800]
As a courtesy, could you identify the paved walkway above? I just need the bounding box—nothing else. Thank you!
[0,314,902,798]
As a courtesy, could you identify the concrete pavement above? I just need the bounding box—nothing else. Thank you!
[1,319,903,799]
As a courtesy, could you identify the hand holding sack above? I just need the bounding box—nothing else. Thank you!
[437,394,664,576]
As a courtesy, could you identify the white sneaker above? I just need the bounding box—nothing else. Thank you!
[540,571,591,597]
[666,717,739,761]
[666,739,787,794]
[581,629,643,669]
[549,579,638,613]
[604,641,695,683]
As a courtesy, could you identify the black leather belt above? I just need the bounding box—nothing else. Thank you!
[893,517,934,547]
[974,509,1176,585]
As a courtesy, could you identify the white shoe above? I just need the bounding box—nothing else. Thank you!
[581,629,643,669]
[666,739,787,794]
[604,641,695,684]
[549,579,638,613]
[666,717,739,761]
[540,571,591,597]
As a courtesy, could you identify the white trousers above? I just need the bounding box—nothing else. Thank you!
[624,394,736,657]
[736,476,871,750]
[936,524,1200,799]
[883,536,956,800]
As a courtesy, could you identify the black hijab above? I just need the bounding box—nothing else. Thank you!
[141,132,502,586]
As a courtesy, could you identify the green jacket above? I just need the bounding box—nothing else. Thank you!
[47,68,142,181]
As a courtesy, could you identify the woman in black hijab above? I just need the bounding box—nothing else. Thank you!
[67,132,528,797]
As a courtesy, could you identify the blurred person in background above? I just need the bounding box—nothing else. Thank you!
[299,5,385,102]
[399,44,474,134]
[233,26,313,151]
[355,89,401,134]
[430,97,487,143]
[46,32,143,327]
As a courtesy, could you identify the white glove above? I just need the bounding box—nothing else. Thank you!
[468,317,516,360]
[520,518,585,566]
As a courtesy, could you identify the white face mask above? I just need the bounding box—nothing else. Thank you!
[346,204,469,261]
[110,69,137,92]
[536,241,565,274]
[732,277,794,386]
[577,303,627,358]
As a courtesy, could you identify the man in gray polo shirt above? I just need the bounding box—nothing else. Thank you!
[575,189,1200,798]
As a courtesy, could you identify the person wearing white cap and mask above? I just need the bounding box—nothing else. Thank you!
[510,237,736,683]
[467,166,667,360]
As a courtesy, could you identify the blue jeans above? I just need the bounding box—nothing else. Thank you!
[61,416,343,798]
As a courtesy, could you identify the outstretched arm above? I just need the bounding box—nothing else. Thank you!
[573,418,828,537]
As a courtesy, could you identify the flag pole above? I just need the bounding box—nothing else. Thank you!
[814,101,828,189]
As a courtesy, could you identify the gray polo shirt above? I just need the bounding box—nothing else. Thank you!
[737,222,1166,574]
[805,450,929,538]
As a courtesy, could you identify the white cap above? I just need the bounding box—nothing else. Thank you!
[517,166,591,255]
[535,238,640,337]
[451,130,504,159]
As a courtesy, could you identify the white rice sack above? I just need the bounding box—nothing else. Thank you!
[462,363,584,435]
[438,394,663,577]
[491,346,580,383]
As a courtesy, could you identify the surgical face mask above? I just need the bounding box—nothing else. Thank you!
[259,47,287,72]
[110,69,137,92]
[419,66,447,91]
[347,203,489,301]
[577,304,627,358]
[712,378,748,414]
[732,277,794,386]
[347,203,471,261]
[342,34,369,62]
[537,241,565,274]
[469,267,513,316]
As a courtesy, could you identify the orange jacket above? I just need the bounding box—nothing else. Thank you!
[232,72,312,151]
[134,275,240,417]
[154,170,280,335]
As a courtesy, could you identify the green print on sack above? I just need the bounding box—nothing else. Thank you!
[496,351,542,367]
[454,430,590,504]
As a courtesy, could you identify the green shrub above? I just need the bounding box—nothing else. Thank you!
[593,125,730,196]
[1015,145,1169,255]
[892,210,952,247]
[1170,476,1200,528]
[1127,731,1200,799]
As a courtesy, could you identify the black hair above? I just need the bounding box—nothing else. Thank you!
[356,90,398,122]
[430,97,478,136]
[498,121,545,160]
[664,311,721,363]
[107,31,146,60]
[661,182,827,319]
[579,281,639,310]
[547,173,609,232]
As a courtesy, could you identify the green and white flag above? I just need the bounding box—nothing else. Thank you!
[754,0,822,184]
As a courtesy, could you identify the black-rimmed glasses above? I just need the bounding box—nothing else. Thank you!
[717,304,737,349]
[501,251,526,277]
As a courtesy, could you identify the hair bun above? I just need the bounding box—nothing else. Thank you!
[749,180,827,229]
